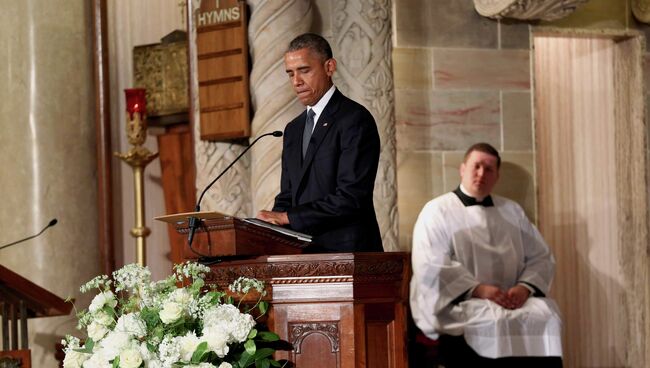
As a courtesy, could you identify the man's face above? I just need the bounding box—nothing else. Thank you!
[284,48,336,106]
[460,150,500,199]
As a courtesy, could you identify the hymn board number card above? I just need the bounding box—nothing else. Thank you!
[194,0,251,140]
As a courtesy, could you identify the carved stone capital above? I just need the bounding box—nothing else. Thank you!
[632,0,650,23]
[473,0,589,21]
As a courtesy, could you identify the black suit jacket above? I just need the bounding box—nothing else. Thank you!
[273,89,383,252]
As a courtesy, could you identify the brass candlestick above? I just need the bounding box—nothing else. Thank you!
[115,89,158,266]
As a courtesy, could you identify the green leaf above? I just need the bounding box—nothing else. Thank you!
[111,356,120,368]
[239,351,254,367]
[255,360,270,368]
[245,339,257,355]
[270,361,281,367]
[257,331,279,342]
[248,329,258,339]
[258,301,269,315]
[252,348,274,361]
[190,341,209,363]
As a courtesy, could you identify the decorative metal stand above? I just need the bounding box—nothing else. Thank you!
[115,89,158,266]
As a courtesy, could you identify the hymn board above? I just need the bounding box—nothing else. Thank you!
[195,0,251,140]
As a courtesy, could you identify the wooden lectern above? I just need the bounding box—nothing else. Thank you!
[158,213,410,368]
[0,265,72,368]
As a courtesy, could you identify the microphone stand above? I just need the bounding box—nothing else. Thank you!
[187,131,283,258]
[0,219,58,251]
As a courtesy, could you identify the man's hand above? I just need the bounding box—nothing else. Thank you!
[472,284,513,309]
[506,285,531,309]
[257,210,289,226]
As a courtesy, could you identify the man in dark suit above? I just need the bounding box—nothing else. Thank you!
[256,33,382,252]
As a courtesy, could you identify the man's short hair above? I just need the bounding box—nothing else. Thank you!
[464,142,501,168]
[287,33,333,62]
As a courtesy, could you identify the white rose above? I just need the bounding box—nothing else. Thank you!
[94,311,114,326]
[62,350,89,368]
[218,363,232,368]
[177,332,200,361]
[116,313,147,338]
[119,348,143,368]
[81,351,112,368]
[88,291,117,313]
[170,288,192,306]
[98,331,131,360]
[87,321,110,341]
[159,302,184,324]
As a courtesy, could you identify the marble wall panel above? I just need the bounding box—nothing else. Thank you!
[393,47,433,90]
[394,0,497,48]
[396,151,444,249]
[442,151,536,221]
[395,90,501,151]
[433,48,530,90]
[502,91,533,150]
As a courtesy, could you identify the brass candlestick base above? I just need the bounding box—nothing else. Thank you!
[115,110,158,266]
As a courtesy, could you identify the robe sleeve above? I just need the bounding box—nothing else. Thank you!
[409,199,480,338]
[516,206,556,295]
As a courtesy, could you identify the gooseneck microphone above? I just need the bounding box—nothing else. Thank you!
[0,218,58,251]
[187,131,283,249]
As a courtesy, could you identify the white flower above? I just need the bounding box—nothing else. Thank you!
[88,291,117,313]
[158,335,181,367]
[187,364,218,368]
[116,313,147,338]
[218,363,232,368]
[203,304,255,343]
[201,326,229,358]
[119,348,143,368]
[81,350,112,368]
[169,288,192,306]
[176,332,200,361]
[98,331,131,360]
[159,302,184,324]
[94,310,114,326]
[62,350,89,368]
[87,321,109,341]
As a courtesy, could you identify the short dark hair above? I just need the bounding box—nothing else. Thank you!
[464,142,501,168]
[287,33,333,62]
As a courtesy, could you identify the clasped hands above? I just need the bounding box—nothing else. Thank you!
[472,284,531,310]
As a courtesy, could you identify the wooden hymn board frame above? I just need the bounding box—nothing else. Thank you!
[190,0,251,140]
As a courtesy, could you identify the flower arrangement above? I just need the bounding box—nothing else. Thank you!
[62,262,288,368]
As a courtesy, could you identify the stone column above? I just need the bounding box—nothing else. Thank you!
[0,1,100,366]
[331,0,399,251]
[248,0,313,214]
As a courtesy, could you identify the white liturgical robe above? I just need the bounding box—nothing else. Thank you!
[409,191,563,358]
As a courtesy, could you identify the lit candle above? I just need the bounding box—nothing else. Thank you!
[125,88,147,119]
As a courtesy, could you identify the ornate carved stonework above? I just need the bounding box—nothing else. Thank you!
[248,0,313,214]
[632,0,650,23]
[473,0,589,21]
[290,322,340,353]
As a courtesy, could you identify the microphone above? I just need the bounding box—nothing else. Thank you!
[187,131,283,250]
[0,218,58,251]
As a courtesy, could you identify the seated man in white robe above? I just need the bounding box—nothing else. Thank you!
[409,143,563,368]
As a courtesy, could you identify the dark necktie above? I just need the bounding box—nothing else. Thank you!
[452,187,494,207]
[302,109,316,158]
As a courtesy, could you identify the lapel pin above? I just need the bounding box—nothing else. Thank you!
[323,122,328,126]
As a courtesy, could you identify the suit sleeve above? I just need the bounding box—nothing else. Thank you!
[286,108,379,233]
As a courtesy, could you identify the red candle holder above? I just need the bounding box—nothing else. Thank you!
[125,88,147,119]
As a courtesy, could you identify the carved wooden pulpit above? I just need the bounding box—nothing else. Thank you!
[160,214,410,368]
[0,265,72,368]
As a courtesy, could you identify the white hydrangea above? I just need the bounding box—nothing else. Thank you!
[176,331,201,362]
[93,310,114,326]
[115,313,147,338]
[81,349,112,368]
[203,304,255,343]
[98,331,131,360]
[200,326,229,358]
[217,363,233,368]
[158,335,181,367]
[88,291,117,313]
